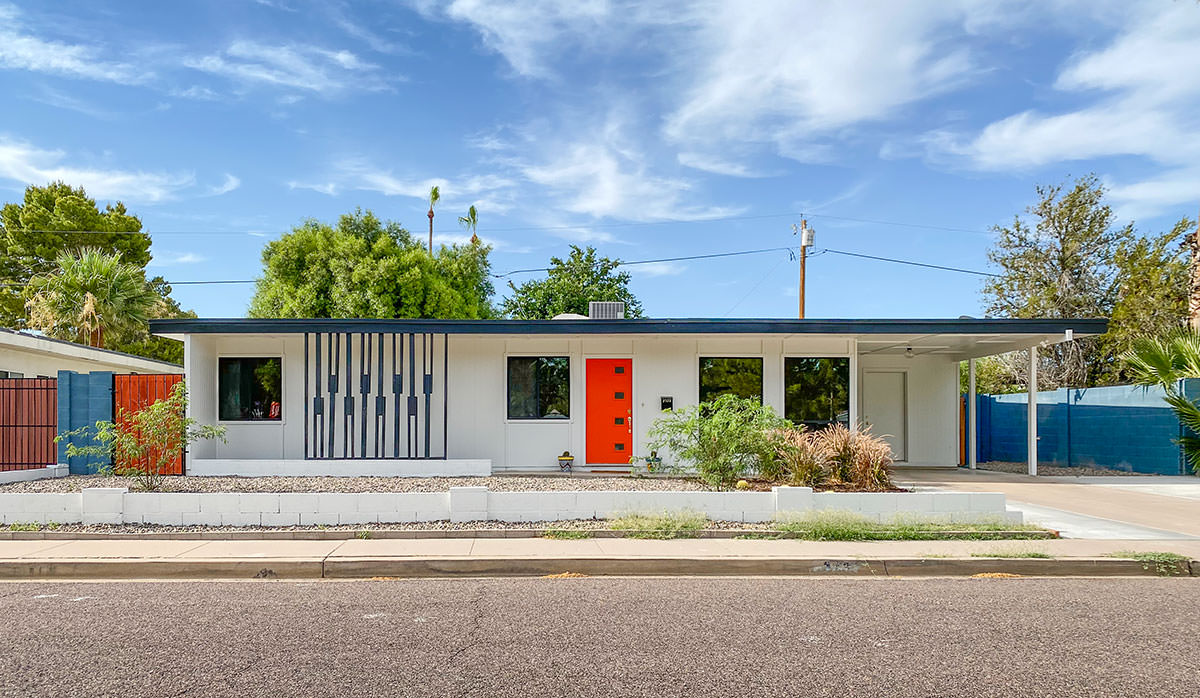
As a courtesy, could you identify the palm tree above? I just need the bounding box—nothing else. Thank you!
[427,185,440,254]
[458,205,479,245]
[1124,330,1200,473]
[24,248,158,348]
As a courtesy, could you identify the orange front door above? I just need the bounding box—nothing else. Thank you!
[586,359,632,464]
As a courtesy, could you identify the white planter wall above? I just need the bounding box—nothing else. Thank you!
[0,487,1019,526]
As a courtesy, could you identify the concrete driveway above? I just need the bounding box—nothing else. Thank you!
[896,468,1200,539]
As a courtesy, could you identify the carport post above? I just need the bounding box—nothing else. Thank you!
[968,358,976,469]
[1027,346,1038,476]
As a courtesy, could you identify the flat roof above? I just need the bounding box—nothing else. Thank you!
[152,317,1105,336]
[0,327,181,370]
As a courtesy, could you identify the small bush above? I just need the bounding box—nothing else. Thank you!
[1107,550,1189,576]
[609,510,708,539]
[770,427,825,486]
[773,511,1050,541]
[647,394,789,489]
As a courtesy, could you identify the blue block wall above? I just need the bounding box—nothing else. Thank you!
[56,371,113,475]
[970,382,1189,475]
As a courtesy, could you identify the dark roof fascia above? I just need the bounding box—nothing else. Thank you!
[0,327,183,369]
[150,317,1108,337]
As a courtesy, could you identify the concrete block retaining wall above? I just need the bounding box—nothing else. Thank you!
[0,464,68,486]
[0,487,1018,526]
[186,459,492,478]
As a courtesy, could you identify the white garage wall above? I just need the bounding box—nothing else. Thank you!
[857,353,958,466]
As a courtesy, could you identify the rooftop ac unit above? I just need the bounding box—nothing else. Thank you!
[588,301,625,319]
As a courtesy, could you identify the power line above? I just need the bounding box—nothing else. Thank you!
[492,246,797,278]
[820,248,999,277]
[6,211,995,238]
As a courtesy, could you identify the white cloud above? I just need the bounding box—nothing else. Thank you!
[0,4,149,84]
[924,3,1200,215]
[676,152,769,178]
[288,158,515,209]
[0,137,194,203]
[148,251,207,267]
[208,174,241,196]
[628,261,685,277]
[169,85,221,100]
[184,40,392,94]
[663,1,976,158]
[426,0,615,78]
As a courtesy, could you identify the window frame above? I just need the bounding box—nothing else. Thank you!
[782,355,852,429]
[505,355,572,422]
[216,355,285,424]
[697,355,764,405]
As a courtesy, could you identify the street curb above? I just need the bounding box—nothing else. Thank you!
[0,528,1060,541]
[0,556,1192,580]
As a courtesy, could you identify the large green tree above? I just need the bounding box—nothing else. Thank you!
[1,182,149,328]
[501,245,644,319]
[248,209,495,319]
[982,174,1192,389]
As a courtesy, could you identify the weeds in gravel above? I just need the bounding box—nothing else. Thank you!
[1106,551,1189,576]
[543,529,593,540]
[356,531,372,539]
[609,510,707,539]
[7,522,41,531]
[771,511,1048,541]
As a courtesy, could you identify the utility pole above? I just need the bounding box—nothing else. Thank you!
[1190,205,1200,331]
[794,219,815,318]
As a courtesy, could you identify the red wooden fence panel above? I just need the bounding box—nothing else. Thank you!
[113,373,185,475]
[0,377,58,471]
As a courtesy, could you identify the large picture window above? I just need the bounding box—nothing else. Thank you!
[698,357,763,403]
[507,356,570,419]
[784,357,850,429]
[219,357,282,421]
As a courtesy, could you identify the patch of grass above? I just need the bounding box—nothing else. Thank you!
[771,511,1050,541]
[1106,550,1189,576]
[543,528,593,540]
[7,522,42,531]
[355,530,372,540]
[969,548,1053,559]
[609,510,707,539]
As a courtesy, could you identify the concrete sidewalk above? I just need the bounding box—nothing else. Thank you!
[2,536,1198,579]
[896,468,1200,538]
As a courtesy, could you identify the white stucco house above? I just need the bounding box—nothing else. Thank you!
[149,312,1105,477]
[0,327,181,377]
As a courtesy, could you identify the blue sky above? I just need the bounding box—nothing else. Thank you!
[1,0,1197,319]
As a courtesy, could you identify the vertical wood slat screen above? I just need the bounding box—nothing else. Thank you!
[0,377,57,471]
[303,332,448,460]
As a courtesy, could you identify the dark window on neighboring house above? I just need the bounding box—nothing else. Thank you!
[0,370,24,378]
[507,357,570,419]
[698,357,763,403]
[219,357,282,421]
[784,357,850,429]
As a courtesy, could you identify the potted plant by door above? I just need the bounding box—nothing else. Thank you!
[557,451,574,472]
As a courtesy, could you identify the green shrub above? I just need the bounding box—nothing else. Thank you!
[647,394,788,489]
[1106,550,1189,576]
[57,381,225,492]
[609,510,708,539]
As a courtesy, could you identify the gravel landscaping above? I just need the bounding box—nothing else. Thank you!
[5,519,768,535]
[0,474,710,494]
[976,461,1161,477]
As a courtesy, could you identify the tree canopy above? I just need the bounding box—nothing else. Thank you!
[1,182,149,328]
[248,209,495,319]
[981,174,1193,390]
[501,245,644,319]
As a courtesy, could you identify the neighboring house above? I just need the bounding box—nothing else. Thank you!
[150,309,1105,477]
[0,328,181,377]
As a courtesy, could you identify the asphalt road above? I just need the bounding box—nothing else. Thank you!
[1,577,1196,697]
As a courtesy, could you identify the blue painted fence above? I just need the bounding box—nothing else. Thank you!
[970,380,1200,475]
[56,370,113,474]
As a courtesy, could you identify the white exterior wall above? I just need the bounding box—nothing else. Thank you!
[182,332,958,469]
[858,352,958,466]
[0,332,179,377]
